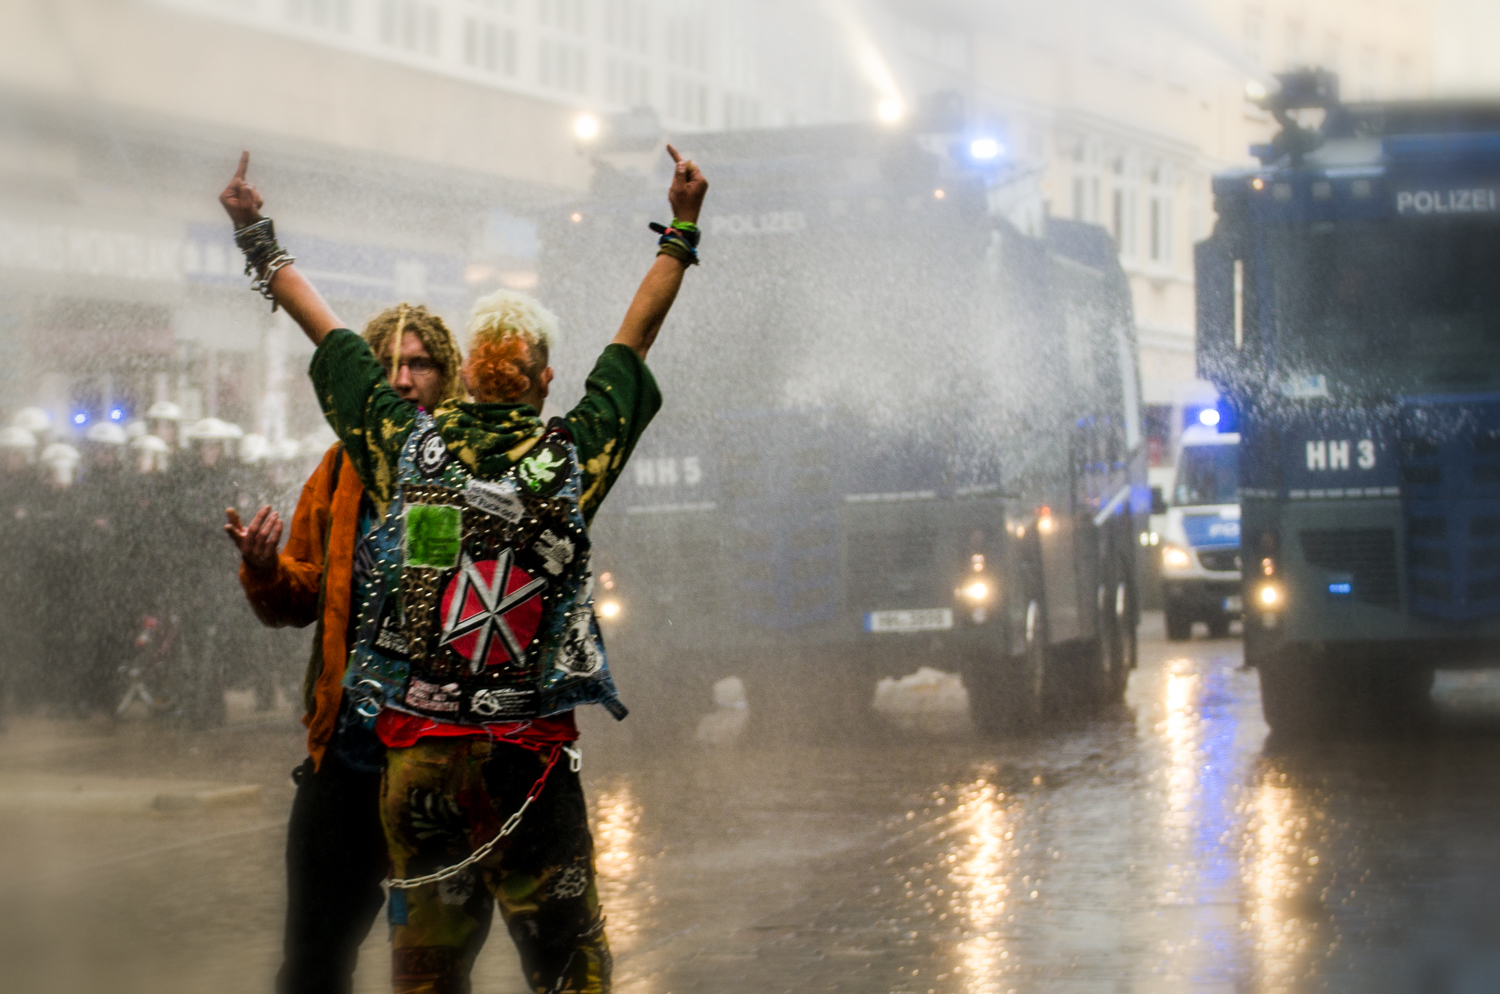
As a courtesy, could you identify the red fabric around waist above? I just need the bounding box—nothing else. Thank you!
[376,708,578,752]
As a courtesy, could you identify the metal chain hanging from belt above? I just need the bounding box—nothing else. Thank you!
[386,742,582,889]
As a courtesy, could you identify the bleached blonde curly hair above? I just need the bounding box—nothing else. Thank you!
[463,289,559,403]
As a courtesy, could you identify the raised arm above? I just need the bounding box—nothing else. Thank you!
[219,152,343,346]
[611,145,709,360]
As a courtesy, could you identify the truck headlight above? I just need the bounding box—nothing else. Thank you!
[1161,544,1191,570]
[598,598,623,620]
[960,579,991,604]
[1257,584,1282,608]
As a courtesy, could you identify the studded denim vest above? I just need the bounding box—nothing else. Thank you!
[343,413,626,726]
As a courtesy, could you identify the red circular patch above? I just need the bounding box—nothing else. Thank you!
[438,556,545,667]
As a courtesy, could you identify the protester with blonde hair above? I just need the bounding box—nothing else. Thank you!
[219,143,706,994]
[223,299,465,994]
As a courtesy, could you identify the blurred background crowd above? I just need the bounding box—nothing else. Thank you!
[0,403,334,727]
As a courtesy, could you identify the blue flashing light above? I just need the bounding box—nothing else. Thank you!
[109,408,124,421]
[970,138,1003,161]
[1198,408,1222,427]
[72,412,87,425]
[1328,582,1353,596]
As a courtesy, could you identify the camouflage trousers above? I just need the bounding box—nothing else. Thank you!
[381,738,611,994]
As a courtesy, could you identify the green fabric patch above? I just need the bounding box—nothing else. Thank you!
[404,504,462,569]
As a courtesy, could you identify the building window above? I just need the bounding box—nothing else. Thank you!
[608,59,650,106]
[1150,197,1163,263]
[539,0,584,35]
[381,0,439,54]
[288,0,352,33]
[540,40,587,92]
[464,18,515,74]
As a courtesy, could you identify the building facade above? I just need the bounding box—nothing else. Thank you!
[0,0,1457,450]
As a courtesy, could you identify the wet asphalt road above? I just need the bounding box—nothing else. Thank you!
[4,615,1500,994]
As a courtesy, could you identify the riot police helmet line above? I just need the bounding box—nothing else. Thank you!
[39,442,81,466]
[184,417,243,442]
[84,422,128,446]
[146,400,183,421]
[0,427,38,450]
[129,434,172,454]
[11,407,52,433]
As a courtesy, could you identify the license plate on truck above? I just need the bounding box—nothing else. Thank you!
[1223,595,1243,612]
[864,608,954,633]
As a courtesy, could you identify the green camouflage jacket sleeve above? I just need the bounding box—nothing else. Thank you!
[308,328,417,513]
[566,343,662,522]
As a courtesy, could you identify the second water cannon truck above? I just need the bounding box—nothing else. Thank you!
[1197,69,1500,734]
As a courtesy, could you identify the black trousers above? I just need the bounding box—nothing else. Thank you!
[278,752,389,994]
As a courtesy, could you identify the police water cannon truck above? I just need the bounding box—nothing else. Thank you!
[544,111,1148,737]
[1197,70,1500,734]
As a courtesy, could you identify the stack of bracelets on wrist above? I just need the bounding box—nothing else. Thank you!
[650,219,700,266]
[234,218,296,310]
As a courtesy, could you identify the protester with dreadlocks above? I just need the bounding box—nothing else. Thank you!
[224,300,465,994]
[219,146,707,994]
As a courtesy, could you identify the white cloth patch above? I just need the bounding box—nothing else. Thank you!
[466,478,526,524]
[533,530,576,576]
[554,605,603,679]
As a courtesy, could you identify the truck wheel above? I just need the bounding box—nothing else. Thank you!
[962,642,1009,738]
[1256,648,1322,736]
[1095,581,1131,706]
[1017,600,1049,729]
[1165,603,1193,641]
[1206,613,1231,640]
[1119,580,1140,672]
[965,604,1046,736]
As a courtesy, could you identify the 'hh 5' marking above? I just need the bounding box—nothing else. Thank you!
[1306,439,1376,471]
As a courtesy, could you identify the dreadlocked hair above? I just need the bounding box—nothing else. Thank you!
[463,289,557,404]
[361,303,465,405]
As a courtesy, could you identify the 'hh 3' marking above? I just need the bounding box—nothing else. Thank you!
[1306,439,1376,471]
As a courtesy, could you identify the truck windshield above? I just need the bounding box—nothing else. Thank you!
[1174,445,1238,506]
[1264,220,1500,395]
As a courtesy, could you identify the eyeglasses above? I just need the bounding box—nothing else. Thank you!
[380,357,441,376]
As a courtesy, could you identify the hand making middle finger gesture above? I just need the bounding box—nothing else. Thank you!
[666,144,708,225]
[219,150,265,229]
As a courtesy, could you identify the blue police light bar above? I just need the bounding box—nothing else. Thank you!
[1198,408,1221,427]
[1328,582,1353,596]
[72,412,87,425]
[109,408,125,421]
[970,138,1003,161]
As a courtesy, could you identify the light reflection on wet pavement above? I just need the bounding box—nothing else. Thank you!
[5,617,1500,993]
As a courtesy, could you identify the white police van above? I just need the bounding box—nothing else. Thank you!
[1160,427,1241,640]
